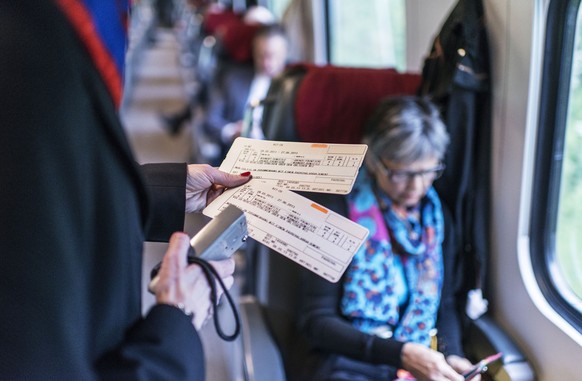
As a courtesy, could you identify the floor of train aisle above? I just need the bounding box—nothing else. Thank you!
[121,23,244,381]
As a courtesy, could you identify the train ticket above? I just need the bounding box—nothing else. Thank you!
[219,137,368,194]
[203,180,369,282]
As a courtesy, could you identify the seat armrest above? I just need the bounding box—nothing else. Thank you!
[465,314,535,381]
[239,295,286,381]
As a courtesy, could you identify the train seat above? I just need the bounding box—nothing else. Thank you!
[260,64,421,143]
[201,8,241,36]
[187,11,260,165]
[195,12,258,95]
[238,64,535,381]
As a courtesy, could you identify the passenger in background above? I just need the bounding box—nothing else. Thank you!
[202,23,288,163]
[242,5,277,25]
[297,97,477,381]
[155,0,176,28]
[161,6,279,138]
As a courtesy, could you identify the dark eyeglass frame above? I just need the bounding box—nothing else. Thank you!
[373,155,446,185]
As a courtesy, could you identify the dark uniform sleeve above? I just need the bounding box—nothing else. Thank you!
[141,163,188,242]
[0,2,205,380]
[96,305,205,380]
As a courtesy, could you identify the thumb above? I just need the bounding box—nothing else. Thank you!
[210,170,252,188]
[205,172,252,206]
[163,232,191,272]
[149,232,190,294]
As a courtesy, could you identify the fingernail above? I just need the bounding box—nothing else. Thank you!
[240,171,251,177]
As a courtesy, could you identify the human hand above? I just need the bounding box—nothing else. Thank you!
[401,343,464,381]
[185,164,251,213]
[447,355,480,381]
[151,232,236,329]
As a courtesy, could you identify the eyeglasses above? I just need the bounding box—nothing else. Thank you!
[374,157,445,185]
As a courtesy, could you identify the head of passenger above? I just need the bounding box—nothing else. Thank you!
[362,96,449,208]
[252,24,288,78]
[243,5,276,25]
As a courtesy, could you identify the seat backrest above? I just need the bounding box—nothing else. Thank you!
[262,64,422,143]
[201,8,241,36]
[196,8,243,80]
[195,10,259,101]
[217,22,260,64]
[247,193,346,381]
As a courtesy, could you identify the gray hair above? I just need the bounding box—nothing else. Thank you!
[362,96,449,164]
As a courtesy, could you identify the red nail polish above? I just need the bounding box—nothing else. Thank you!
[240,171,251,177]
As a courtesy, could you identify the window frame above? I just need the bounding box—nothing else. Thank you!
[531,0,582,333]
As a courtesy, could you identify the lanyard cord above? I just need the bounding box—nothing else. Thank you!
[149,252,241,342]
[186,251,241,341]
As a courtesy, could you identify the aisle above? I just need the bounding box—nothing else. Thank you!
[121,21,243,381]
[122,29,191,163]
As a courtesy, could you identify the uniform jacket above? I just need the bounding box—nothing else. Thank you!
[0,1,204,379]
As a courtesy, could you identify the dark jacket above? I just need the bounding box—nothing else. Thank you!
[202,63,255,145]
[293,192,464,381]
[419,0,492,300]
[0,1,203,379]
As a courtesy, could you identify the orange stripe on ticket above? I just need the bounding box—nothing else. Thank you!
[311,143,328,149]
[311,203,328,214]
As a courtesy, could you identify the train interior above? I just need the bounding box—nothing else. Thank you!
[122,1,581,380]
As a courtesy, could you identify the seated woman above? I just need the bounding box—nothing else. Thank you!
[295,96,477,381]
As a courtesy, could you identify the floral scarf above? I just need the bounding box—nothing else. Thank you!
[341,168,444,346]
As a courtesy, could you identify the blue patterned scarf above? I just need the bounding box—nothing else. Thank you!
[341,168,444,346]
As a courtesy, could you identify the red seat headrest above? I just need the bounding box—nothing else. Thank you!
[202,9,241,35]
[217,23,260,63]
[293,65,421,144]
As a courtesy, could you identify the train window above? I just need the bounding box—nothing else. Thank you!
[327,0,406,70]
[265,0,292,19]
[533,0,582,334]
[556,3,582,305]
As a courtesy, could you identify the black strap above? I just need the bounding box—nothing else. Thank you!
[186,250,241,341]
[149,250,241,341]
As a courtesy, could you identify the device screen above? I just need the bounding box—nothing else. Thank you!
[463,352,503,380]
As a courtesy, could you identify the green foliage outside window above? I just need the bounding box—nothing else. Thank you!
[329,0,406,71]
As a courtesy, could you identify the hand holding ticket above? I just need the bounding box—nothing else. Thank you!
[219,137,368,194]
[203,180,369,282]
[208,138,369,281]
